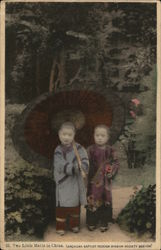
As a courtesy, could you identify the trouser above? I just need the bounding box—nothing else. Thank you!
[56,206,80,231]
[86,204,112,227]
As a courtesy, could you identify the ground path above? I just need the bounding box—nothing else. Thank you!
[44,186,152,242]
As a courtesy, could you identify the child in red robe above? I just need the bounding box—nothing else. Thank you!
[86,124,119,232]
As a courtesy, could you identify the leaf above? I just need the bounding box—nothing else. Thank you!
[14,184,21,190]
[27,228,34,235]
[138,208,145,215]
[32,192,42,201]
[8,212,23,223]
[24,172,33,177]
[146,222,152,229]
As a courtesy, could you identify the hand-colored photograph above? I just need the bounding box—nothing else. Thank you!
[3,0,159,247]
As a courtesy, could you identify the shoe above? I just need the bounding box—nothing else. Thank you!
[100,226,108,232]
[56,230,65,236]
[71,227,79,233]
[87,225,96,231]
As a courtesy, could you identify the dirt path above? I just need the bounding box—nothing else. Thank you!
[44,186,152,242]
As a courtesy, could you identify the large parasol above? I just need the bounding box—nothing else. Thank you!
[12,87,125,168]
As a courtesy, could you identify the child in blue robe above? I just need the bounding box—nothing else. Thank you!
[53,122,89,235]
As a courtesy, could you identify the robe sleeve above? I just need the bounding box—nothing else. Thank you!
[77,144,89,175]
[86,146,96,182]
[110,147,119,179]
[53,146,74,183]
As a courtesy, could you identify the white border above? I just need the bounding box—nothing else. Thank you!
[0,1,160,250]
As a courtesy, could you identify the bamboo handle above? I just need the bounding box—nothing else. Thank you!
[73,142,86,179]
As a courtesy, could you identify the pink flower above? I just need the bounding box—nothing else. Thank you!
[131,98,140,107]
[130,110,136,119]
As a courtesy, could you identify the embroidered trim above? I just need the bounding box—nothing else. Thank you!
[82,161,89,168]
[81,157,88,161]
[56,217,66,222]
[64,162,69,174]
[54,151,62,156]
[77,144,81,150]
[70,214,80,218]
[58,175,69,184]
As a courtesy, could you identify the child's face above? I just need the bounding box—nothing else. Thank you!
[59,127,75,146]
[94,127,109,146]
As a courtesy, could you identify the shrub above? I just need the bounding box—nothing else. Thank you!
[117,184,156,236]
[5,160,55,238]
[5,103,55,239]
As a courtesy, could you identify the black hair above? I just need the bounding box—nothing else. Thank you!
[59,121,76,133]
[94,124,110,135]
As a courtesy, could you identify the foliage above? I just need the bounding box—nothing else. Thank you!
[117,184,156,236]
[5,162,54,237]
[83,3,156,92]
[5,103,55,238]
[118,66,156,168]
[130,67,156,154]
[5,3,156,103]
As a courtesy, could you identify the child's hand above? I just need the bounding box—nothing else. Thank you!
[107,173,112,179]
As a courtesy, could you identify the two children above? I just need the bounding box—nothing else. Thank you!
[53,122,119,235]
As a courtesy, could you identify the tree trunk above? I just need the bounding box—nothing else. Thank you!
[49,48,66,93]
[49,56,57,93]
[35,54,41,95]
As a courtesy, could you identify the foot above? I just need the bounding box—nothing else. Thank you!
[87,225,96,231]
[71,227,79,233]
[100,225,108,232]
[56,230,65,236]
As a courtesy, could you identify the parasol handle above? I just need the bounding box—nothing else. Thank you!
[72,141,86,179]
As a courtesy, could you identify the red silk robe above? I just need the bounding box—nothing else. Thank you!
[87,144,119,211]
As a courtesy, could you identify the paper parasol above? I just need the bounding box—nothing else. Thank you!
[12,87,125,168]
